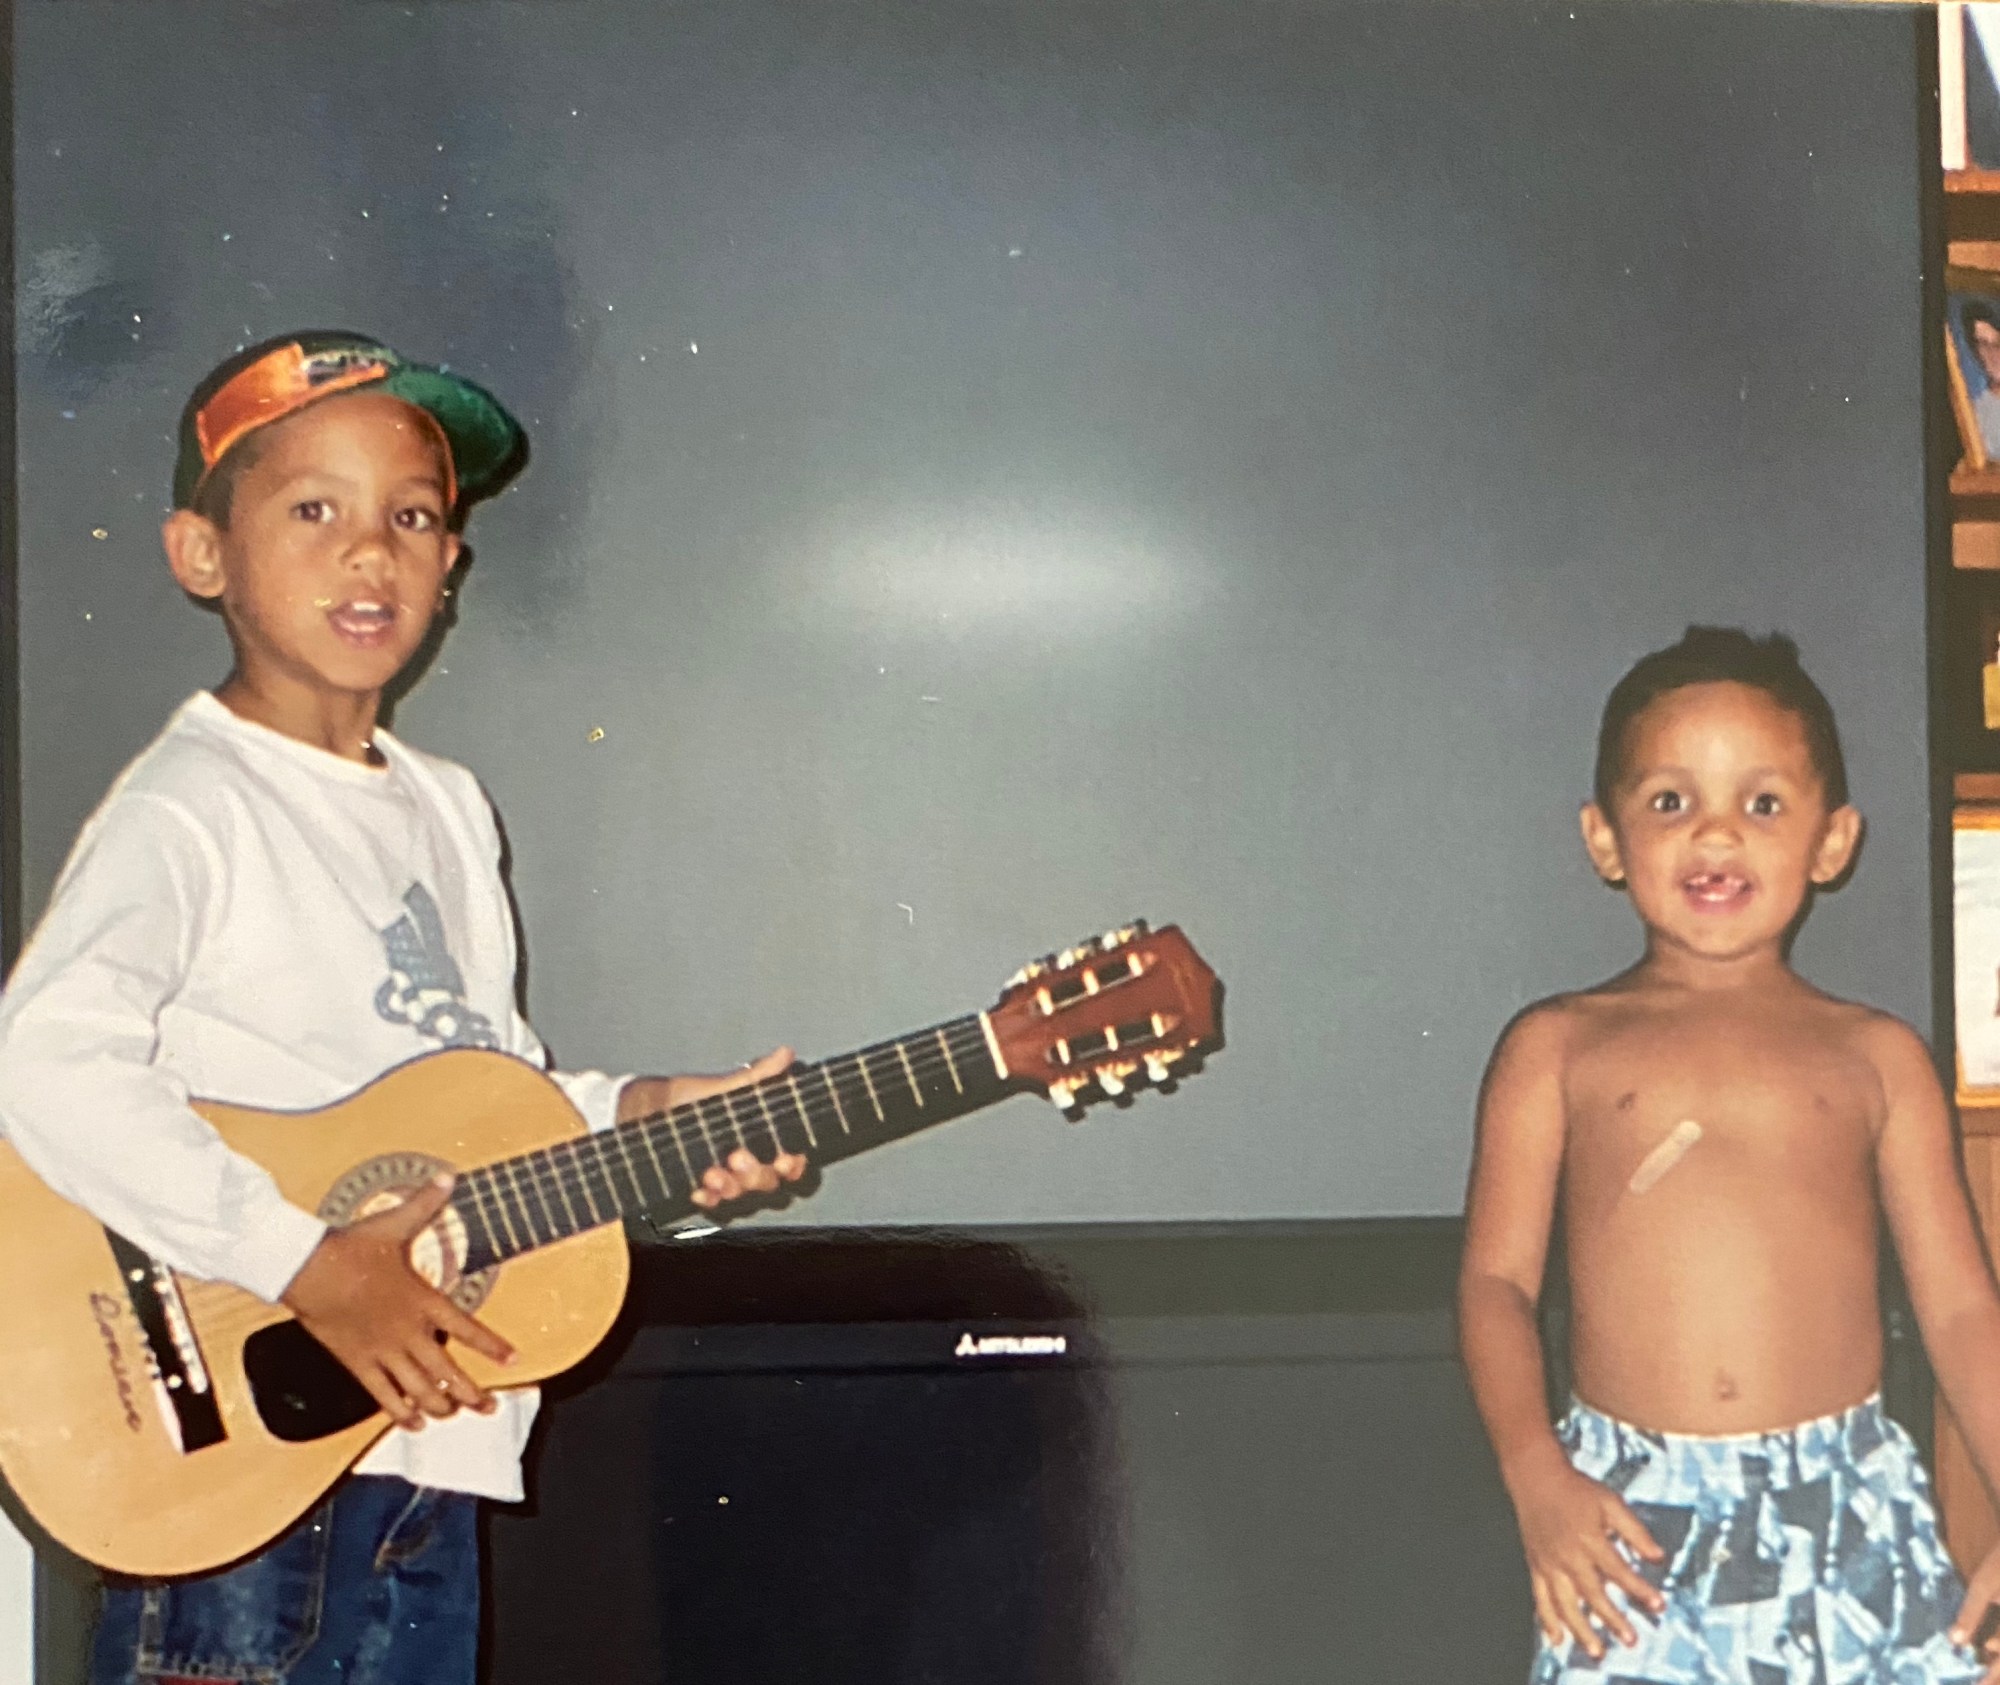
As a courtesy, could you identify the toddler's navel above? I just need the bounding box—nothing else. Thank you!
[1628,1119,1702,1194]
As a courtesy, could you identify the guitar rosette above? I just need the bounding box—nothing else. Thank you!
[317,1151,497,1314]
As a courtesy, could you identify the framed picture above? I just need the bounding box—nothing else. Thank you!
[1941,3,2000,171]
[1958,813,2000,1090]
[1947,283,2000,469]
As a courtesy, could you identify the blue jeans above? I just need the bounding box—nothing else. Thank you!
[90,1476,479,1685]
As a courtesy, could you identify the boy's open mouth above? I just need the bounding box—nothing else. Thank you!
[327,599,399,644]
[1681,869,1752,910]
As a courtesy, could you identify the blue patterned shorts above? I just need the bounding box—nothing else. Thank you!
[1530,1395,1985,1684]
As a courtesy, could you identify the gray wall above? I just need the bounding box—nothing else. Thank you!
[16,1,1930,1224]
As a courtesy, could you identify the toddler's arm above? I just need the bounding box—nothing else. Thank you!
[1872,1017,2000,1666]
[1458,1004,1662,1659]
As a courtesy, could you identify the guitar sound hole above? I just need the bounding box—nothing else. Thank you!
[243,1321,380,1443]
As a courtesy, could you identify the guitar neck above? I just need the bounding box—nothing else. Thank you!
[450,1014,1010,1270]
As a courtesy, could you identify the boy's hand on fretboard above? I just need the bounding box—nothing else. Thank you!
[618,1046,810,1209]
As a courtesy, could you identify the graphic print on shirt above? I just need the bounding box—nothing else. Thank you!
[374,883,499,1049]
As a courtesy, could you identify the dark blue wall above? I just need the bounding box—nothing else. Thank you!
[15,0,1931,1228]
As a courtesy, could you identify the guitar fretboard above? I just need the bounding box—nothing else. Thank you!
[450,1015,1004,1271]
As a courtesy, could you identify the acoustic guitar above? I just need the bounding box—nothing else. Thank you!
[0,922,1218,1577]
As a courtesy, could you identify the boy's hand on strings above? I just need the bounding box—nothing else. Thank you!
[1512,1453,1665,1659]
[280,1173,514,1433]
[1949,1540,2000,1679]
[622,1046,810,1208]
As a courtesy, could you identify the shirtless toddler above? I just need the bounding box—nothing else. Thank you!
[1459,627,2000,1684]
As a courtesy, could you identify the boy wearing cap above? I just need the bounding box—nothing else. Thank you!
[0,332,807,1685]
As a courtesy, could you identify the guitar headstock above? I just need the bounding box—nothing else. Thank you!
[986,922,1220,1112]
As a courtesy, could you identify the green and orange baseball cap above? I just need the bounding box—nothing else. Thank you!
[172,330,526,512]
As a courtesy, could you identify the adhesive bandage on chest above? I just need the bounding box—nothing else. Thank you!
[1627,1119,1702,1194]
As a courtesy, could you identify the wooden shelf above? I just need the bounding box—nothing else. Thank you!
[1957,772,2000,803]
[1951,242,2000,276]
[1950,465,2000,498]
[1960,1092,2000,1135]
[1948,170,2000,241]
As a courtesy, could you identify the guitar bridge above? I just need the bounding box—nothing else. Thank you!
[104,1230,225,1454]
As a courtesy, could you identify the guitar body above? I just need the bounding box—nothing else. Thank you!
[0,1049,628,1578]
[0,921,1220,1578]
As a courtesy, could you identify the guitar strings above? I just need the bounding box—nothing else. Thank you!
[188,1004,1169,1347]
[531,1019,992,1179]
[459,996,1180,1258]
[182,1023,1006,1342]
[450,1020,997,1244]
[465,1022,1000,1237]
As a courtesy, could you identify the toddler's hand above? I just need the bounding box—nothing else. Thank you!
[1949,1539,2000,1682]
[1512,1454,1665,1660]
[280,1173,514,1432]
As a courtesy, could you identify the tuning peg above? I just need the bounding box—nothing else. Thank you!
[1144,1054,1173,1084]
[1096,1068,1126,1097]
[1048,1078,1081,1111]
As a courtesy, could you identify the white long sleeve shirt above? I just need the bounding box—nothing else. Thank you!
[0,692,629,1499]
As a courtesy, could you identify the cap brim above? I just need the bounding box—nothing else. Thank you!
[378,365,526,505]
